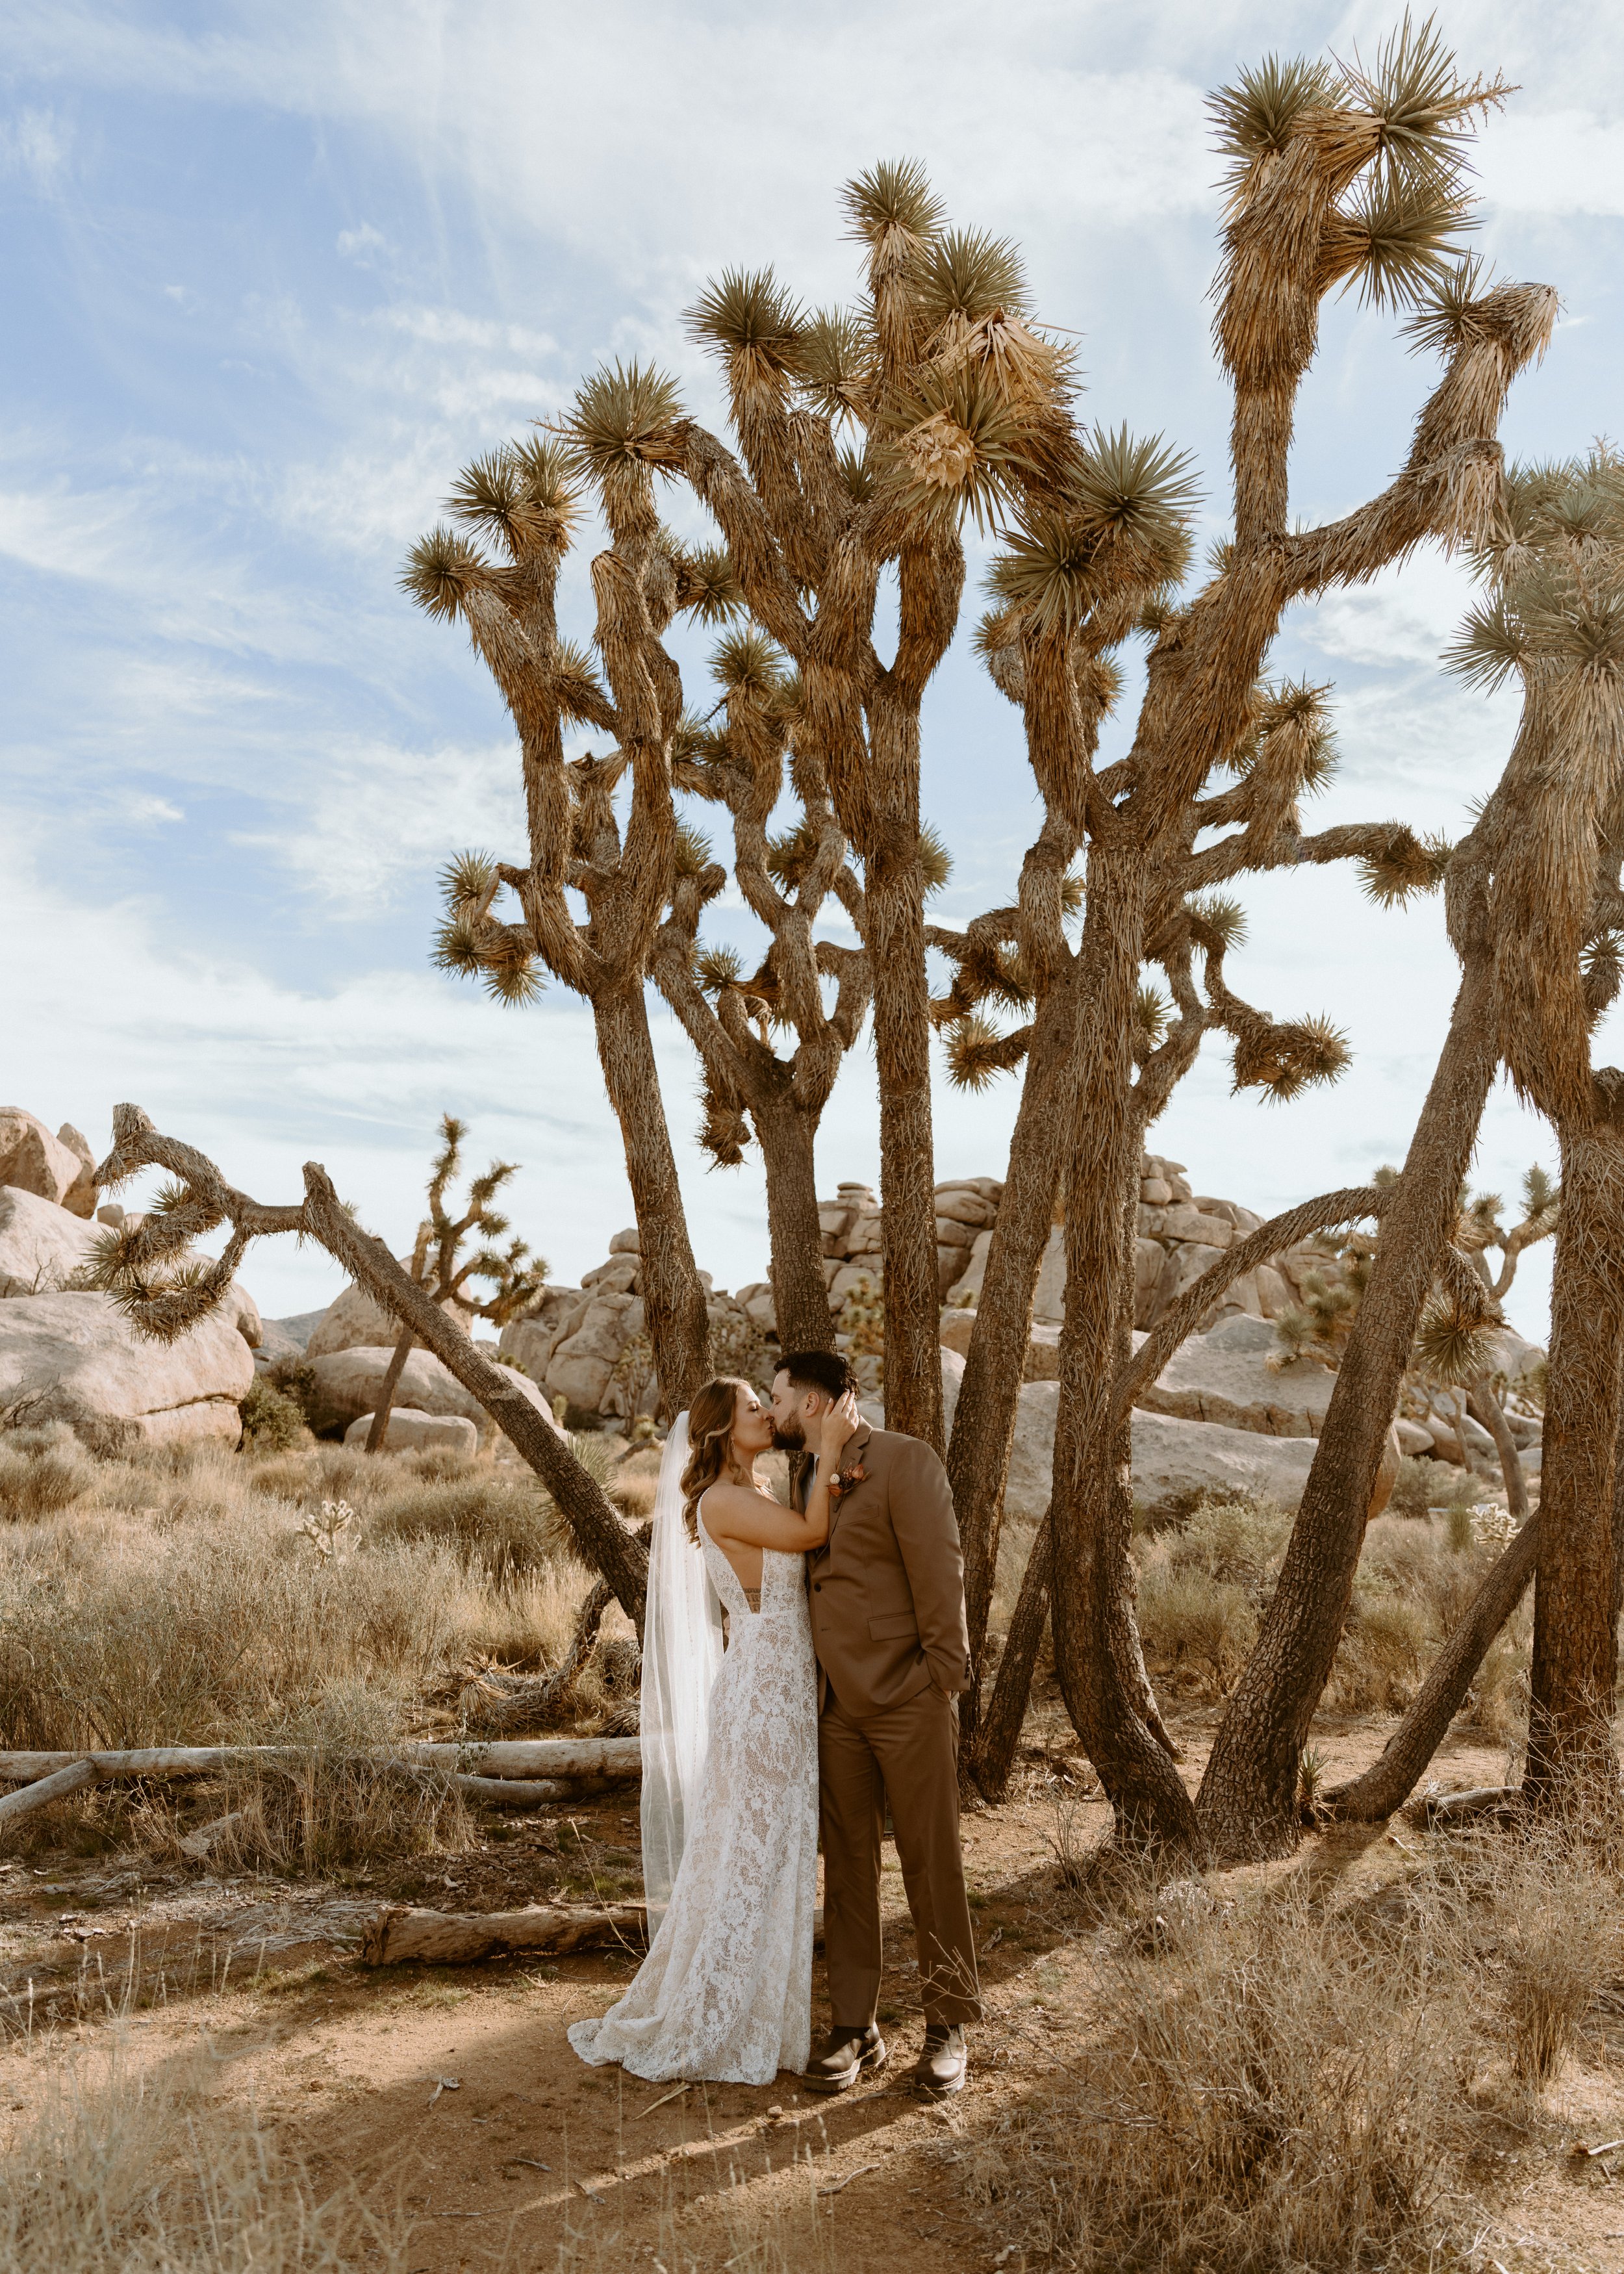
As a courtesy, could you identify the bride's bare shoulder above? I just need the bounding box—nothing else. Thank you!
[697,1479,766,1535]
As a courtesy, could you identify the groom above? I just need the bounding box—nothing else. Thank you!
[770,1350,979,2099]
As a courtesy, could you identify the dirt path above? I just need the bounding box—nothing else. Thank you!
[5,1713,1621,2271]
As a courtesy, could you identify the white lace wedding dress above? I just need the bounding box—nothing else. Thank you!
[567,1522,818,2085]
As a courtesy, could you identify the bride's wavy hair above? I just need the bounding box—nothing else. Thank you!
[679,1376,752,1543]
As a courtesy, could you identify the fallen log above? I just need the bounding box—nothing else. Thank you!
[0,1759,99,1827]
[359,1902,647,1967]
[1423,1785,1519,1829]
[0,1738,642,1787]
[453,1774,578,1808]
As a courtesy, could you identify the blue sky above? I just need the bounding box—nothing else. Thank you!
[3,1,1622,1335]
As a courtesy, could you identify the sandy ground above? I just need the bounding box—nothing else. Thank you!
[5,1707,1623,2273]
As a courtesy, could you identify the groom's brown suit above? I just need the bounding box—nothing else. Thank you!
[796,1422,980,2030]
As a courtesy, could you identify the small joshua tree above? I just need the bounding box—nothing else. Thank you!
[362,1114,548,1453]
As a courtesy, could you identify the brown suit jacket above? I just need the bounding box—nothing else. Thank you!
[796,1422,972,1718]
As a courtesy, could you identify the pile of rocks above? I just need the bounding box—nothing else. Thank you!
[498,1230,761,1425]
[0,1110,262,1449]
[807,1147,1546,1517]
[274,1227,762,1444]
[761,1153,1343,1342]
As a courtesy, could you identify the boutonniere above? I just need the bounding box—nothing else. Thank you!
[828,1461,867,1500]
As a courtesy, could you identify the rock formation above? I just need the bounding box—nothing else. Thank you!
[0,1117,265,1450]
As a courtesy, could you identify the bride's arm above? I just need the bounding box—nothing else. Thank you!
[705,1393,862,1553]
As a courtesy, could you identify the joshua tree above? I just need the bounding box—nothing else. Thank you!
[651,631,874,1353]
[84,1108,647,1620]
[1091,25,1558,1859]
[1441,446,1624,1819]
[362,1114,547,1453]
[933,649,1439,1783]
[673,181,1110,1448]
[1324,1174,1560,1827]
[403,417,722,1414]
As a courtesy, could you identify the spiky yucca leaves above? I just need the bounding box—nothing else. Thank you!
[675,543,745,626]
[1222,678,1338,793]
[943,1012,1034,1092]
[874,366,1039,533]
[431,852,544,1006]
[564,361,684,539]
[400,527,482,621]
[1211,19,1512,560]
[81,1179,251,1345]
[1444,448,1624,1125]
[1411,1292,1497,1386]
[446,439,581,560]
[1209,55,1338,206]
[688,270,804,387]
[1230,1011,1351,1101]
[1134,984,1171,1058]
[710,624,787,702]
[696,1079,751,1168]
[789,309,874,427]
[1358,825,1451,905]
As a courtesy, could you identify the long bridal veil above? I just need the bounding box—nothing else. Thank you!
[638,1413,724,1924]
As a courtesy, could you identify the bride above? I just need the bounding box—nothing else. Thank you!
[568,1374,859,2085]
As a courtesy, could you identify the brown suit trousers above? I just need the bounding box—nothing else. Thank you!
[800,1424,979,2029]
[819,1681,980,2028]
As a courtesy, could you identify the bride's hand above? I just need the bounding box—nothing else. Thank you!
[818,1388,862,1467]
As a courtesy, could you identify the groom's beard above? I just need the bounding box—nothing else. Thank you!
[771,1418,806,1452]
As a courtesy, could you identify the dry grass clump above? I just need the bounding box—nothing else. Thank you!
[1134,1490,1532,1728]
[1000,1832,1624,2272]
[0,2039,407,2273]
[0,1434,603,1834]
[0,1424,95,1519]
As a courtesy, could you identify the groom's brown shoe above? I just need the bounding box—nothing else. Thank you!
[802,2025,887,2095]
[913,2024,967,2098]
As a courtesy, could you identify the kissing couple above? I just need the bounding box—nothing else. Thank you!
[570,1350,979,2099]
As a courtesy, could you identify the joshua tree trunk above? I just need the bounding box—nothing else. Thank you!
[1523,1125,1624,1819]
[752,1090,836,1354]
[1326,1508,1541,1822]
[1197,952,1499,1861]
[364,1328,416,1454]
[592,982,712,1413]
[971,1507,1052,1801]
[949,956,1082,1746]
[1050,849,1199,1852]
[871,852,943,1450]
[861,537,963,1455]
[1468,1375,1530,1524]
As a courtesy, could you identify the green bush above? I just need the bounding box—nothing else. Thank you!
[263,1356,323,1431]
[238,1377,309,1454]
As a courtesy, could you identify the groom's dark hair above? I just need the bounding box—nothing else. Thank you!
[776,1349,857,1402]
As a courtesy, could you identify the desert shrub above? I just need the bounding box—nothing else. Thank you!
[1137,1566,1258,1685]
[1009,1882,1469,2270]
[0,2038,409,2273]
[1136,1496,1291,1696]
[263,1355,322,1431]
[1388,1452,1480,1518]
[0,1425,93,1519]
[1326,1588,1430,1712]
[365,1472,557,1579]
[1000,1835,1624,2273]
[237,1376,309,1454]
[0,1517,472,1751]
[1467,1620,1531,1737]
[1161,1491,1292,1596]
[206,1678,473,1874]
[608,1468,658,1522]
